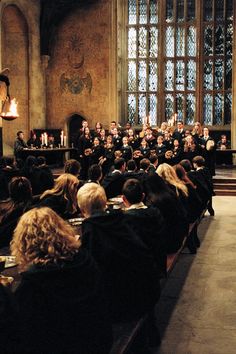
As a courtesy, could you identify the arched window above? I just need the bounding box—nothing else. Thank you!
[124,0,233,127]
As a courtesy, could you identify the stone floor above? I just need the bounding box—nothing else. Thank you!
[152,196,236,354]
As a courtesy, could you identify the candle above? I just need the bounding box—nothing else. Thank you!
[44,132,48,146]
[60,130,64,147]
[41,133,44,146]
[63,135,67,147]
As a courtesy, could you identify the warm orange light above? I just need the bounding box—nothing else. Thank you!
[1,98,19,121]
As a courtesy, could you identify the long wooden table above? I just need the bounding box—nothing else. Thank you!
[20,147,77,166]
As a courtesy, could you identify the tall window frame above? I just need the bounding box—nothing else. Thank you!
[123,0,234,128]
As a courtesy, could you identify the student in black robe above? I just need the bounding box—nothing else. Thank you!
[122,178,167,277]
[11,207,112,354]
[102,158,126,198]
[0,177,33,248]
[77,183,160,324]
[144,173,189,254]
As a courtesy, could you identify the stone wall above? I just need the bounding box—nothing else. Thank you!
[0,0,44,154]
[46,0,117,135]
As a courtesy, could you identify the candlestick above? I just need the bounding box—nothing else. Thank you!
[60,130,64,147]
[63,135,67,147]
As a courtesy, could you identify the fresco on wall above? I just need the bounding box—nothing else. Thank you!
[60,34,92,94]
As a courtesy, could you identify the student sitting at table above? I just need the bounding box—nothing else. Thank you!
[102,158,126,198]
[38,173,79,218]
[11,207,112,354]
[0,177,33,248]
[122,178,167,277]
[144,173,189,254]
[77,183,160,324]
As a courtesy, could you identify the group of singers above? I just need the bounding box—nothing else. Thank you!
[75,120,218,179]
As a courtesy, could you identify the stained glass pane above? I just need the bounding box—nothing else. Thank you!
[204,0,213,21]
[148,94,157,125]
[203,60,213,90]
[139,0,147,24]
[226,23,233,56]
[186,94,195,125]
[176,27,185,56]
[176,94,184,120]
[226,1,233,21]
[177,0,184,22]
[214,93,223,125]
[165,94,174,119]
[166,0,174,23]
[138,94,147,124]
[165,60,174,91]
[149,27,158,57]
[214,59,224,90]
[204,26,213,56]
[187,26,196,56]
[128,0,137,25]
[224,93,232,124]
[203,94,213,125]
[215,0,224,21]
[225,58,232,90]
[128,61,136,91]
[139,27,147,58]
[176,61,185,90]
[187,0,195,21]
[150,0,158,24]
[215,25,224,55]
[186,60,196,90]
[149,62,158,91]
[128,28,137,58]
[165,26,174,57]
[128,94,136,124]
[138,61,147,91]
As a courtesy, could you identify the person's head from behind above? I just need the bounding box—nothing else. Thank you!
[127,159,136,171]
[192,155,205,169]
[156,163,188,197]
[37,156,46,166]
[88,164,103,182]
[114,158,126,172]
[174,164,187,181]
[9,176,32,204]
[179,159,192,172]
[140,158,150,172]
[64,159,81,177]
[122,179,144,207]
[149,154,158,167]
[11,207,80,271]
[24,155,38,170]
[41,173,79,214]
[77,183,107,218]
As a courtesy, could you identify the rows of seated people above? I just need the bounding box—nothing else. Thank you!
[0,148,215,353]
[74,120,218,179]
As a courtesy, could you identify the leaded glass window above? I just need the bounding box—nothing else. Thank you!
[125,0,233,127]
[127,0,159,124]
[203,0,233,125]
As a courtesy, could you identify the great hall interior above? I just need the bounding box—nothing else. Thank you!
[0,1,236,354]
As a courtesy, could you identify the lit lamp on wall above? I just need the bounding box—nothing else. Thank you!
[0,68,19,121]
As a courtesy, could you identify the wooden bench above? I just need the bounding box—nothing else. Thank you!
[110,209,207,354]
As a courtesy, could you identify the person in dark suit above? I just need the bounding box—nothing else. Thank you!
[101,158,126,198]
[77,183,160,323]
[120,136,133,162]
[11,207,112,354]
[14,131,28,159]
[155,135,167,164]
[172,120,186,143]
